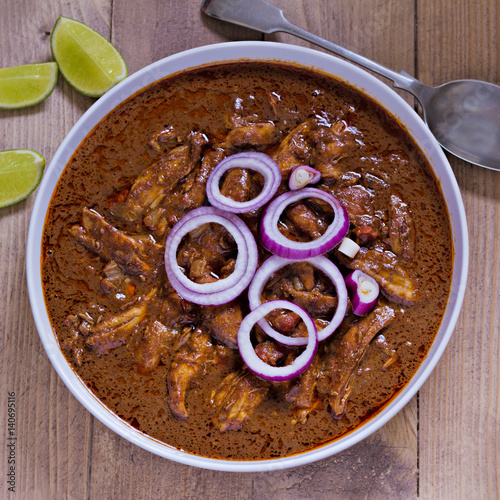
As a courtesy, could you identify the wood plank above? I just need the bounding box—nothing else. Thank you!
[267,0,416,106]
[0,1,111,498]
[111,0,262,74]
[416,1,500,499]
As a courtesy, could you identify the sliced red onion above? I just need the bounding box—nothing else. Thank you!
[259,187,349,260]
[206,152,281,213]
[345,270,380,316]
[237,300,318,382]
[164,206,258,305]
[288,165,321,190]
[248,255,348,344]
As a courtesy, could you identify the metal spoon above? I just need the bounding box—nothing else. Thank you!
[202,0,500,171]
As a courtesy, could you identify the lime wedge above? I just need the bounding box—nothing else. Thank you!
[50,16,128,98]
[0,63,58,110]
[0,150,45,208]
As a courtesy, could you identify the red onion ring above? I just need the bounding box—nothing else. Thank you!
[237,300,318,382]
[206,152,281,213]
[344,270,379,316]
[164,207,258,305]
[288,165,321,190]
[259,187,349,260]
[248,255,348,344]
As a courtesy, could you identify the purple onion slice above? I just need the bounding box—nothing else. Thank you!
[344,270,380,316]
[259,187,349,260]
[248,255,348,344]
[164,206,258,305]
[288,165,321,190]
[237,300,318,382]
[206,151,281,213]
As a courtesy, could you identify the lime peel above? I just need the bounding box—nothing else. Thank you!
[0,63,58,109]
[0,150,45,208]
[50,16,128,98]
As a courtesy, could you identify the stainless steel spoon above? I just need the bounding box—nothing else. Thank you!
[202,0,500,171]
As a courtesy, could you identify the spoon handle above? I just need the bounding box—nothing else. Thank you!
[202,0,425,96]
[282,22,417,90]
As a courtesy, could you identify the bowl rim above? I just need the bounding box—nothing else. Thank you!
[26,40,469,472]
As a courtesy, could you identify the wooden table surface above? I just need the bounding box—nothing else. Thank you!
[1,0,499,498]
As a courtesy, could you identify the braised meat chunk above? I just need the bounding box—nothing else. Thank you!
[340,247,419,305]
[318,304,396,418]
[200,300,243,349]
[272,120,316,176]
[83,289,157,355]
[176,221,237,284]
[309,120,358,180]
[166,327,219,420]
[211,370,268,431]
[222,122,279,150]
[69,208,163,276]
[388,192,416,259]
[115,132,208,222]
[134,320,172,374]
[286,353,323,424]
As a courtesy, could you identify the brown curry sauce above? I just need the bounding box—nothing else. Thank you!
[41,62,452,460]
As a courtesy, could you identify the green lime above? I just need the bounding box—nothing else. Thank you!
[50,16,128,98]
[0,62,58,110]
[0,150,45,208]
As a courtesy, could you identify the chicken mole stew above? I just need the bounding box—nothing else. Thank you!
[42,62,452,460]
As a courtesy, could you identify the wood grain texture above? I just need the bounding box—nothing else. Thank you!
[417,2,500,499]
[0,3,108,499]
[267,0,416,106]
[0,0,498,499]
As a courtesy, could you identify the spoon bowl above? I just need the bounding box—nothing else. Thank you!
[418,80,500,170]
[202,0,500,171]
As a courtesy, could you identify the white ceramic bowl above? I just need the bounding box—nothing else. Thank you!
[26,41,468,472]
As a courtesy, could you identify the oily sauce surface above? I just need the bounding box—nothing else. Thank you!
[42,62,452,460]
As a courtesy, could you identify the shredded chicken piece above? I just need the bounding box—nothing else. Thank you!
[143,148,226,237]
[319,304,396,418]
[114,132,208,222]
[272,119,317,176]
[309,121,358,180]
[166,327,218,420]
[135,320,173,374]
[286,354,323,424]
[69,208,162,276]
[200,300,243,349]
[221,122,279,150]
[84,289,157,355]
[211,370,268,431]
[388,192,416,259]
[149,125,179,152]
[340,247,419,305]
